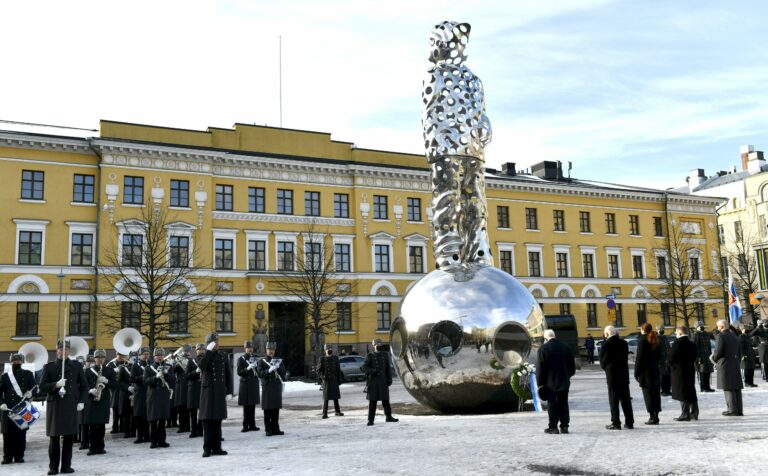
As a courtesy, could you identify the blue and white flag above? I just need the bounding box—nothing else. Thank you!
[529,373,543,413]
[728,271,743,325]
[10,401,40,430]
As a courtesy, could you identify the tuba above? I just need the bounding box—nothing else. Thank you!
[113,328,143,356]
[67,336,90,362]
[17,342,48,372]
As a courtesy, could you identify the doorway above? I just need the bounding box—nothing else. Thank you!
[268,302,306,377]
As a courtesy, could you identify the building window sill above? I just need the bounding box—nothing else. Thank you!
[372,219,391,223]
[580,232,593,235]
[216,332,237,337]
[526,229,540,232]
[497,227,512,231]
[335,331,355,335]
[71,201,96,207]
[375,329,389,334]
[169,206,192,211]
[18,199,46,204]
[70,335,94,340]
[168,333,192,338]
[11,336,42,341]
[630,235,642,238]
[554,230,567,233]
[606,233,618,237]
[407,221,424,225]
[122,203,146,208]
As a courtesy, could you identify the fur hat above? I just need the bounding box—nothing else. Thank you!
[265,341,277,350]
[205,333,218,345]
[153,347,166,357]
[244,340,254,349]
[372,338,383,347]
[56,339,72,350]
[140,346,151,355]
[324,344,333,351]
[182,344,193,353]
[94,349,107,358]
[10,353,24,363]
[195,343,205,351]
[86,354,95,363]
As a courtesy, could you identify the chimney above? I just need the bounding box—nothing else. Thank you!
[688,168,706,192]
[747,149,765,175]
[501,162,516,176]
[531,161,559,180]
[741,144,754,171]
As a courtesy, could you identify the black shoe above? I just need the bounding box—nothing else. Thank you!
[661,392,672,396]
[87,450,96,456]
[736,412,744,416]
[645,419,659,425]
[212,450,228,455]
[722,411,736,416]
[335,412,344,416]
[150,443,158,449]
[705,389,716,393]
[14,458,24,463]
[559,427,569,434]
[202,450,211,458]
[1,459,12,465]
[322,414,328,419]
[367,421,374,426]
[79,445,88,451]
[47,470,58,475]
[605,424,621,430]
[385,417,399,422]
[241,428,249,432]
[249,426,260,431]
[265,431,274,436]
[177,428,186,433]
[158,442,170,448]
[133,439,143,444]
[189,432,198,438]
[623,423,634,429]
[749,384,758,388]
[674,416,690,421]
[274,430,284,436]
[61,468,75,474]
[544,427,559,434]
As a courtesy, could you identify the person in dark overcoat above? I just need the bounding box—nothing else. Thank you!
[668,326,699,421]
[257,341,287,436]
[172,344,191,434]
[130,347,151,444]
[39,339,88,475]
[236,341,260,432]
[713,319,744,416]
[144,348,176,449]
[693,323,715,392]
[361,338,398,426]
[115,352,135,439]
[584,334,595,364]
[751,320,768,381]
[635,323,661,425]
[536,329,576,434]
[657,327,672,396]
[186,344,204,438]
[317,344,345,419]
[0,353,37,464]
[739,324,758,387]
[83,350,116,456]
[77,355,93,451]
[106,353,123,435]
[598,326,634,430]
[199,333,232,457]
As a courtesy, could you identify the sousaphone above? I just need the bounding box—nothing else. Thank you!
[113,327,143,355]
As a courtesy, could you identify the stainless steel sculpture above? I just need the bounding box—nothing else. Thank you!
[390,21,545,412]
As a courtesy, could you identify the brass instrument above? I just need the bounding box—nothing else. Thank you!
[92,365,106,402]
[153,361,174,398]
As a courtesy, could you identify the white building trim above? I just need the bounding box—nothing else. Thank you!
[165,221,196,268]
[65,221,97,267]
[273,231,299,271]
[212,228,239,270]
[405,233,429,274]
[331,234,355,273]
[13,219,49,266]
[370,280,398,296]
[7,274,50,294]
[370,232,395,273]
[496,241,516,275]
[245,230,271,271]
[553,244,572,278]
[554,284,575,298]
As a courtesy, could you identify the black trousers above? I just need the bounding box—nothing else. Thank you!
[168,406,178,428]
[546,391,570,429]
[49,435,74,472]
[202,420,222,452]
[724,390,744,414]
[761,361,768,381]
[263,409,280,434]
[149,420,166,445]
[189,408,201,435]
[587,350,595,364]
[660,374,671,394]
[744,369,755,386]
[322,399,341,416]
[2,424,27,462]
[133,416,149,441]
[367,400,393,422]
[242,404,257,429]
[679,400,699,419]
[699,372,712,390]
[111,407,120,432]
[641,386,661,414]
[87,424,105,452]
[608,386,634,426]
[79,424,90,448]
[121,412,133,437]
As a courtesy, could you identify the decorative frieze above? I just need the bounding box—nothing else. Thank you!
[212,211,354,227]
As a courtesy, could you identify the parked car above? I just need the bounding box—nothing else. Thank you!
[339,355,366,382]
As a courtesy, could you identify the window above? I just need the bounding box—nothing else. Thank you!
[170,180,189,208]
[121,302,141,329]
[632,255,644,278]
[608,254,620,279]
[69,302,90,336]
[169,236,189,268]
[124,176,144,204]
[277,189,293,214]
[695,303,705,323]
[657,256,668,279]
[71,233,93,266]
[73,174,95,203]
[525,208,538,230]
[305,191,320,216]
[215,302,233,333]
[553,210,565,231]
[636,303,647,326]
[375,244,391,272]
[690,256,700,280]
[605,213,616,234]
[556,252,569,277]
[661,303,671,327]
[21,170,44,200]
[277,241,295,271]
[15,302,38,336]
[499,250,513,274]
[248,240,266,271]
[615,303,623,327]
[734,221,742,241]
[497,206,510,228]
[377,302,391,330]
[407,198,422,222]
[248,187,265,213]
[215,239,233,269]
[582,253,594,278]
[559,303,570,315]
[334,193,349,218]
[305,242,322,270]
[215,184,233,211]
[654,217,664,237]
[721,256,729,278]
[718,225,725,245]
[528,251,541,277]
[18,231,43,265]
[587,303,597,328]
[629,215,640,235]
[373,195,388,220]
[409,246,424,273]
[580,211,591,233]
[170,302,188,334]
[334,243,351,272]
[336,302,352,331]
[122,234,143,266]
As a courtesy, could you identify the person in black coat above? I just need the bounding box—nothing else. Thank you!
[751,320,768,381]
[536,329,576,434]
[237,341,260,432]
[115,352,135,439]
[318,344,345,419]
[693,323,715,392]
[668,326,699,421]
[599,326,634,430]
[584,334,595,364]
[172,344,192,433]
[361,338,398,426]
[144,348,176,449]
[657,327,672,396]
[199,333,232,457]
[1,353,37,464]
[739,324,758,387]
[257,341,287,436]
[83,350,116,456]
[186,344,204,438]
[713,320,744,416]
[130,347,151,444]
[39,339,88,475]
[105,353,123,435]
[634,323,661,425]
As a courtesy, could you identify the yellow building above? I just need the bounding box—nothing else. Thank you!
[0,121,724,372]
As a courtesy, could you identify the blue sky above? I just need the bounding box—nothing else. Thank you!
[1,0,765,190]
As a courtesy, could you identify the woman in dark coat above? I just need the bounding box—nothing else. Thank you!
[668,326,699,421]
[635,323,661,424]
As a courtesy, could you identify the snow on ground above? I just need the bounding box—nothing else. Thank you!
[8,365,768,476]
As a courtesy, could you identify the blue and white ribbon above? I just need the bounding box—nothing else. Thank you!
[529,373,543,413]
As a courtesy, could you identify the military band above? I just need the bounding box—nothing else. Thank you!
[236,340,260,432]
[173,344,192,434]
[1,353,36,464]
[130,347,151,444]
[144,348,176,448]
[199,333,232,457]
[186,344,205,438]
[256,341,287,436]
[83,350,116,456]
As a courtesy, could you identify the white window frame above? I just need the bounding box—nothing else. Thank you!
[653,249,669,279]
[274,231,299,271]
[405,234,429,274]
[579,245,597,278]
[116,219,147,267]
[687,248,703,280]
[66,221,97,267]
[331,234,355,273]
[165,222,196,268]
[553,244,572,278]
[630,248,646,279]
[371,232,395,273]
[212,228,238,270]
[497,242,516,275]
[302,232,326,271]
[14,219,50,266]
[245,230,270,271]
[605,246,622,279]
[526,243,544,277]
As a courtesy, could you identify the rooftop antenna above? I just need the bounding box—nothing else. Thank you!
[279,35,283,128]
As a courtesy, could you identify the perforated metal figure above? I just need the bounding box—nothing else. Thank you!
[422,21,493,272]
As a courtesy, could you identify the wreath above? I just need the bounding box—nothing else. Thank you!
[510,362,536,402]
[489,356,505,370]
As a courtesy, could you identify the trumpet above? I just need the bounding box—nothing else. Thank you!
[163,346,189,371]
[93,365,106,402]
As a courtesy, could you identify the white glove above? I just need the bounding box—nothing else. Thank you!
[89,388,97,395]
[128,385,135,394]
[97,376,108,384]
[56,378,67,388]
[77,403,84,411]
[23,390,33,400]
[206,342,216,351]
[157,368,164,376]
[268,365,277,374]
[195,367,201,374]
[0,404,7,411]
[226,394,233,400]
[247,363,256,370]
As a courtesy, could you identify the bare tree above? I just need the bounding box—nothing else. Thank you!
[99,205,218,349]
[721,226,760,324]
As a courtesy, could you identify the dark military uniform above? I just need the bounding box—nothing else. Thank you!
[144,362,176,447]
[115,361,134,438]
[1,365,36,464]
[173,358,190,433]
[83,364,117,454]
[186,355,203,437]
[361,347,397,425]
[199,348,232,455]
[131,358,151,443]
[740,331,758,387]
[317,353,344,418]
[237,353,260,431]
[658,332,672,395]
[39,358,88,474]
[752,324,768,381]
[256,355,287,435]
[105,359,121,434]
[713,328,744,415]
[693,329,714,391]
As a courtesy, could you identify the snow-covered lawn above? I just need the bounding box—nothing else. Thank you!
[8,366,767,475]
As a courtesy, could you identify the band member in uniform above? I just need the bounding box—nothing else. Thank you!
[317,344,344,419]
[144,348,175,449]
[83,350,116,456]
[106,353,123,434]
[257,341,287,436]
[131,347,151,444]
[39,339,88,475]
[173,344,192,434]
[237,341,260,432]
[1,353,36,464]
[361,338,398,426]
[186,344,204,438]
[78,355,95,451]
[199,333,232,457]
[117,352,135,439]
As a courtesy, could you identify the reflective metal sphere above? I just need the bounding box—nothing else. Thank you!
[391,264,545,413]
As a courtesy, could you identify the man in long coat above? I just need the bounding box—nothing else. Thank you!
[106,354,121,435]
[317,344,344,419]
[257,341,287,436]
[713,319,744,416]
[199,333,232,457]
[144,348,175,448]
[131,347,151,444]
[186,344,204,438]
[114,352,134,439]
[236,341,260,432]
[536,329,576,434]
[361,338,398,426]
[739,324,758,387]
[751,320,768,381]
[668,327,699,421]
[0,353,37,464]
[173,344,191,433]
[693,323,715,392]
[83,349,116,455]
[39,339,88,475]
[599,326,634,430]
[657,327,672,396]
